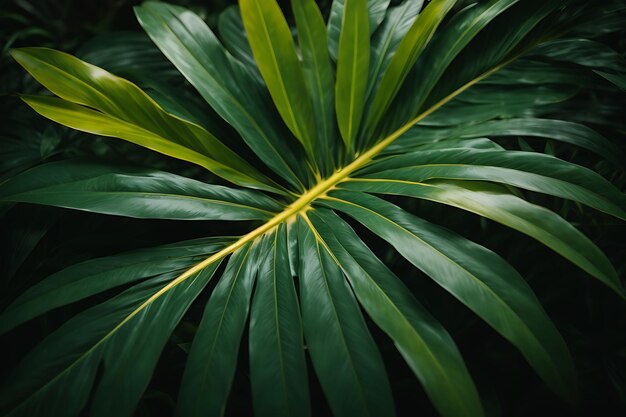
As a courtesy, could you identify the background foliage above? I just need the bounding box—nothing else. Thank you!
[1,0,625,416]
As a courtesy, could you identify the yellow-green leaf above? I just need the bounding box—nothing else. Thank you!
[240,0,317,160]
[335,0,370,149]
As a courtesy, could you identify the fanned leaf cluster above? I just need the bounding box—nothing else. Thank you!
[1,1,625,416]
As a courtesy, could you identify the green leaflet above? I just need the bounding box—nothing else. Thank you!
[292,0,337,175]
[0,264,221,417]
[356,148,626,219]
[297,215,395,417]
[0,160,282,220]
[20,95,256,186]
[532,38,626,72]
[218,6,261,80]
[386,118,625,166]
[135,2,309,191]
[424,0,560,111]
[331,185,624,297]
[240,0,317,161]
[177,242,261,417]
[10,48,278,193]
[482,60,591,87]
[0,236,231,335]
[307,209,485,417]
[417,98,551,128]
[320,191,579,399]
[335,0,370,149]
[457,84,578,105]
[384,0,520,135]
[365,0,424,100]
[364,0,456,142]
[327,0,390,61]
[249,225,310,417]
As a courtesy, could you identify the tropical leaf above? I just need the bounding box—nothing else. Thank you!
[0,236,232,335]
[4,1,625,416]
[249,225,310,417]
[292,0,337,175]
[364,0,455,142]
[385,118,625,166]
[176,242,261,417]
[0,160,283,221]
[356,148,626,219]
[335,0,370,149]
[218,6,260,78]
[297,215,395,417]
[318,191,580,398]
[240,0,317,162]
[365,0,424,100]
[327,0,390,61]
[0,264,221,417]
[306,209,485,417]
[11,48,278,193]
[134,1,310,191]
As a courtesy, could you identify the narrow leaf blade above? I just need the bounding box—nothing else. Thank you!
[249,225,310,417]
[240,0,316,158]
[335,0,370,148]
[298,215,395,417]
[177,243,260,417]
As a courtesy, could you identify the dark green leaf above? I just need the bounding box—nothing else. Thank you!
[387,118,624,166]
[249,225,310,417]
[292,0,337,175]
[0,264,221,417]
[308,209,485,417]
[135,2,308,191]
[335,0,370,149]
[327,0,390,61]
[364,0,455,141]
[357,148,626,219]
[0,236,231,335]
[383,0,519,134]
[320,191,579,398]
[218,6,261,79]
[177,242,261,417]
[0,160,282,220]
[297,215,395,417]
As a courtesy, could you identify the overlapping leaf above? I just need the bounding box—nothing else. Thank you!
[249,225,310,417]
[0,236,232,335]
[298,215,395,417]
[319,191,580,397]
[177,242,262,417]
[0,263,222,417]
[0,160,282,220]
[307,209,485,417]
[11,48,278,192]
[135,2,309,191]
